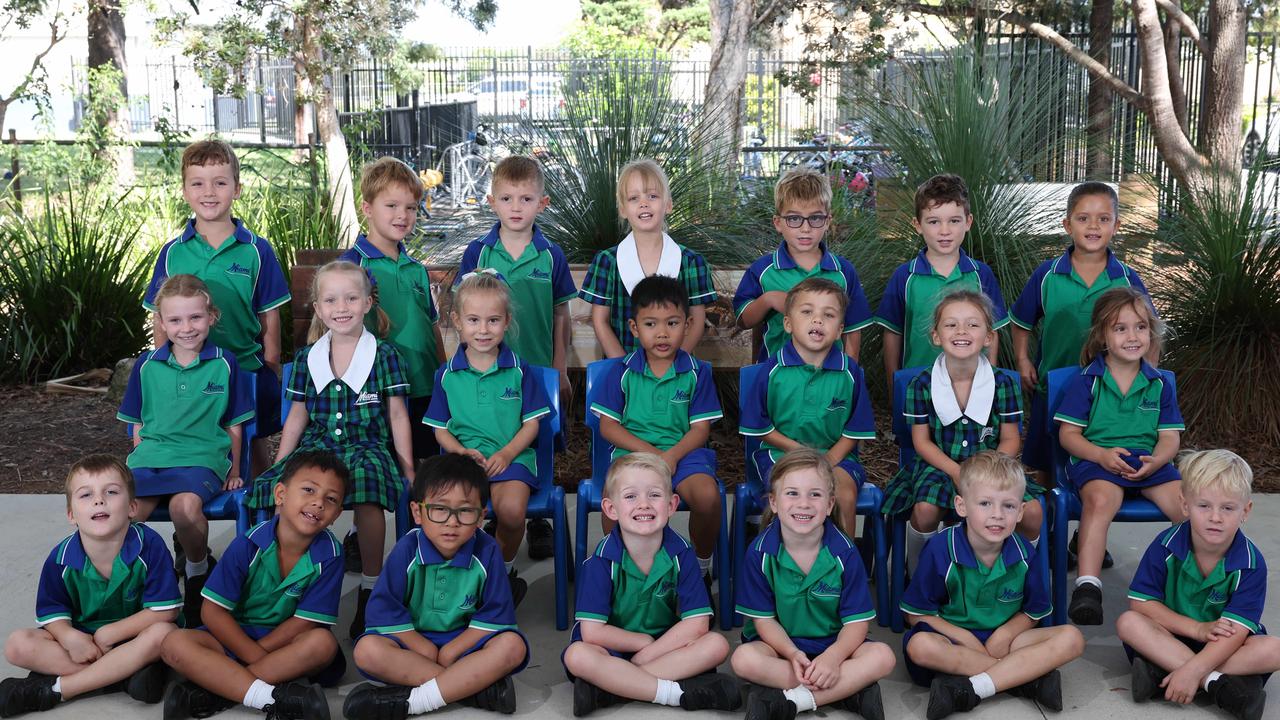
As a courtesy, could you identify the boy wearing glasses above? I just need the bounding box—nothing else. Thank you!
[735,166,872,362]
[344,453,528,719]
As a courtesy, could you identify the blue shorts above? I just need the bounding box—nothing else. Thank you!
[355,627,529,683]
[253,367,282,438]
[751,449,865,504]
[739,633,837,657]
[902,621,996,687]
[491,463,537,489]
[197,623,346,687]
[1023,391,1051,472]
[132,466,223,503]
[1064,449,1180,493]
[671,447,717,490]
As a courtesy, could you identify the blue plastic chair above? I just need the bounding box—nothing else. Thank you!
[577,357,734,630]
[1046,366,1173,625]
[731,363,890,628]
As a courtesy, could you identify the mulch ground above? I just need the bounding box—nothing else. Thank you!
[4,383,1276,495]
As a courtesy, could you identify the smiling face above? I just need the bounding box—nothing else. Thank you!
[273,465,345,538]
[1184,485,1250,554]
[67,469,136,540]
[773,198,831,257]
[1105,302,1151,364]
[619,175,672,234]
[769,467,834,539]
[932,299,993,362]
[412,482,485,559]
[913,200,972,258]
[783,290,843,356]
[602,466,677,539]
[455,289,510,355]
[159,293,214,356]
[1064,193,1118,254]
[313,269,373,338]
[487,179,549,234]
[182,162,241,226]
[628,302,688,362]
[955,481,1025,547]
[362,183,418,246]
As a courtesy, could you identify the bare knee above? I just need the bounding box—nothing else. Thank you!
[352,635,388,670]
[137,622,177,655]
[298,628,338,659]
[160,629,198,668]
[1054,625,1085,657]
[679,476,719,512]
[4,629,39,666]
[905,632,946,664]
[169,494,207,527]
[861,641,897,675]
[697,631,730,664]
[490,633,527,673]
[911,504,943,532]
[730,644,761,676]
[563,642,596,675]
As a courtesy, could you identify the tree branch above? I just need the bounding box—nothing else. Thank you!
[752,0,784,30]
[1,14,65,105]
[1153,0,1207,55]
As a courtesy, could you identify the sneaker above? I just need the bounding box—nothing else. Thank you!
[833,682,885,720]
[183,555,217,628]
[572,678,617,717]
[342,531,361,574]
[342,683,409,720]
[526,518,554,560]
[678,672,742,711]
[1067,530,1114,570]
[743,686,796,720]
[162,679,235,720]
[1067,583,1103,626]
[459,676,516,714]
[261,681,329,720]
[508,568,527,608]
[0,674,60,717]
[1129,655,1165,703]
[349,587,372,641]
[1010,669,1061,712]
[1209,674,1267,720]
[926,674,981,720]
[126,662,169,704]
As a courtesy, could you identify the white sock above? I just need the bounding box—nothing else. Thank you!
[653,679,683,707]
[1204,671,1224,692]
[51,677,61,695]
[505,560,515,574]
[242,679,275,710]
[906,523,937,571]
[697,555,712,576]
[1028,535,1040,548]
[360,574,378,591]
[407,678,446,714]
[969,672,996,699]
[783,685,816,712]
[1076,575,1101,588]
[185,557,209,578]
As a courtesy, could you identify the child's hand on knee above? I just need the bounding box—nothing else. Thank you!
[484,450,512,477]
[63,630,103,664]
[462,448,487,466]
[983,628,1014,659]
[1121,455,1157,481]
[92,626,119,654]
[224,472,243,491]
[788,650,812,688]
[803,651,841,690]
[1161,664,1201,704]
[1097,447,1131,475]
[1197,619,1237,643]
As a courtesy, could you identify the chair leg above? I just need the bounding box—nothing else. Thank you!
[890,516,907,633]
[716,484,731,631]
[552,487,569,631]
[1051,489,1070,627]
[575,488,590,574]
[869,512,890,628]
[731,485,749,629]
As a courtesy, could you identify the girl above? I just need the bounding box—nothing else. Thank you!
[118,274,253,626]
[731,449,896,720]
[882,289,1042,571]
[1056,286,1185,626]
[244,260,415,641]
[424,271,551,607]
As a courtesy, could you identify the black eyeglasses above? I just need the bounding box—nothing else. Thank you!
[419,503,482,526]
[779,214,830,228]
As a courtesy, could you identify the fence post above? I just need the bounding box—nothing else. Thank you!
[257,56,267,144]
[8,129,21,208]
[527,45,533,121]
[491,56,499,118]
[171,56,180,128]
[411,89,421,167]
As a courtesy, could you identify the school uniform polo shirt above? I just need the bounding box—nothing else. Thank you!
[365,527,517,635]
[734,243,873,361]
[739,341,876,460]
[423,344,551,477]
[590,349,722,459]
[201,516,343,627]
[143,218,290,371]
[574,526,713,637]
[454,223,577,368]
[1011,246,1151,392]
[117,343,254,477]
[1053,355,1184,460]
[901,523,1051,630]
[36,523,181,631]
[874,249,1009,370]
[736,520,876,648]
[1128,522,1266,633]
[340,236,441,398]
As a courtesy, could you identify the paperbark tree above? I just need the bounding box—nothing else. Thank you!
[0,2,68,140]
[86,0,133,184]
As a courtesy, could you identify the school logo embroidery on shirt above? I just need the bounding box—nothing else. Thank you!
[671,389,691,403]
[1207,588,1228,604]
[979,426,995,443]
[997,588,1024,603]
[355,391,381,406]
[225,262,252,277]
[124,586,139,601]
[529,268,551,281]
[499,387,521,401]
[1138,399,1160,411]
[460,593,477,610]
[810,581,841,598]
[653,579,676,598]
[412,282,428,296]
[202,381,226,395]
[284,581,305,597]
[826,397,848,412]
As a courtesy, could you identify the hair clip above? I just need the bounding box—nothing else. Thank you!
[458,268,505,284]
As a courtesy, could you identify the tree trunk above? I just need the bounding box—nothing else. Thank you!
[1131,0,1208,190]
[1198,0,1246,179]
[315,81,360,248]
[1085,0,1113,177]
[701,0,754,173]
[1162,18,1189,134]
[87,0,133,185]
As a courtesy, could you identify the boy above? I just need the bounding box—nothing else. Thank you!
[740,278,876,535]
[590,275,723,580]
[1116,449,1280,720]
[562,452,740,717]
[159,450,350,720]
[0,455,179,716]
[734,166,872,362]
[580,159,717,357]
[875,174,1008,389]
[344,453,529,719]
[454,154,577,561]
[901,451,1084,720]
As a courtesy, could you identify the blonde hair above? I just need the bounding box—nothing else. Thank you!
[604,452,672,500]
[493,155,545,193]
[181,139,239,183]
[307,260,390,343]
[762,448,844,534]
[932,288,996,334]
[154,274,221,326]
[774,166,832,214]
[615,159,671,215]
[361,156,424,203]
[1081,287,1165,365]
[956,451,1026,498]
[65,455,134,510]
[1179,449,1252,501]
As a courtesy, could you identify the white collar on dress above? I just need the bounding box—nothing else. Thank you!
[308,328,378,394]
[930,353,995,426]
[617,231,682,295]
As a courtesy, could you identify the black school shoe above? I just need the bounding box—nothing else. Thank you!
[508,568,528,609]
[342,683,409,720]
[1008,669,1062,712]
[832,682,885,720]
[1208,674,1268,720]
[458,676,516,714]
[0,674,60,717]
[182,555,218,628]
[743,686,797,720]
[1129,655,1166,703]
[349,587,373,641]
[678,672,742,711]
[162,679,235,720]
[526,518,554,560]
[173,532,187,577]
[343,531,361,574]
[261,681,329,720]
[572,678,624,717]
[1067,583,1103,626]
[926,674,981,720]
[125,662,169,704]
[1067,530,1114,570]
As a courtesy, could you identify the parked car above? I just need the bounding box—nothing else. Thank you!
[448,74,564,120]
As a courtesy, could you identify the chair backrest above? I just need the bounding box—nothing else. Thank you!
[739,363,768,498]
[584,358,623,480]
[532,364,559,489]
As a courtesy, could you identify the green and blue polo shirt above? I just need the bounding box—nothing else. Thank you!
[590,349,722,459]
[1053,355,1184,460]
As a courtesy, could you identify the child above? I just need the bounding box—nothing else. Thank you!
[159,450,349,720]
[1055,287,1185,625]
[740,278,876,535]
[732,449,895,720]
[343,453,529,719]
[1012,181,1154,478]
[735,166,872,362]
[590,275,723,580]
[144,139,290,478]
[0,456,179,715]
[454,155,577,561]
[874,174,1008,389]
[244,260,416,640]
[1117,449,1280,720]
[881,288,1042,571]
[579,159,716,358]
[901,451,1084,720]
[562,452,739,717]
[424,272,553,606]
[118,274,254,626]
